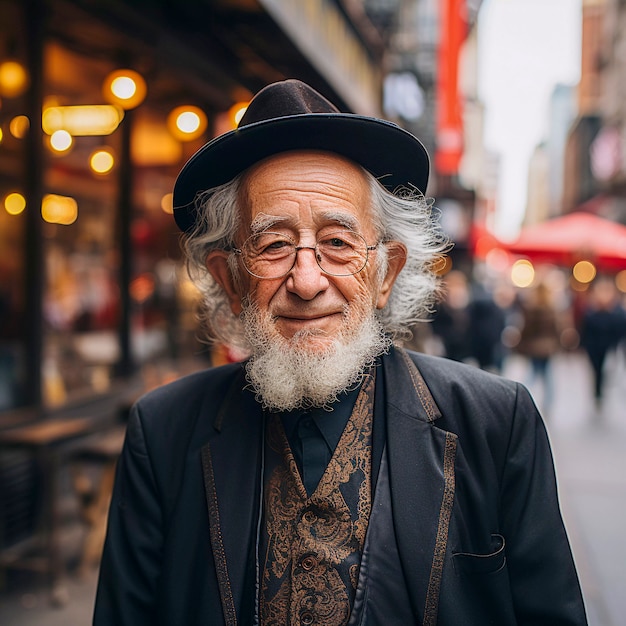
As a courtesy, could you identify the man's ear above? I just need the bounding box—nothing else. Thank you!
[376,241,407,309]
[206,250,244,316]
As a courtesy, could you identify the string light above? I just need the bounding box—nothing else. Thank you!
[42,105,123,136]
[90,149,115,174]
[0,60,29,97]
[4,192,26,215]
[167,105,207,141]
[41,194,78,225]
[49,129,73,152]
[103,69,147,109]
[9,115,29,138]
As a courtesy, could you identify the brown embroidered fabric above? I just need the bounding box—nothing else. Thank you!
[261,373,375,626]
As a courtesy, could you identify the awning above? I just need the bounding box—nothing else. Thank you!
[504,211,626,271]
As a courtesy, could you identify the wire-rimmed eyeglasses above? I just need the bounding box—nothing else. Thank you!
[232,230,379,279]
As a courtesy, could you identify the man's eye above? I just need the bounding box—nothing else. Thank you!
[265,240,290,251]
[320,235,354,250]
[327,237,348,248]
[255,237,293,256]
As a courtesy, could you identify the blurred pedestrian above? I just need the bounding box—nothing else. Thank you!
[516,281,563,409]
[467,283,507,373]
[430,270,472,362]
[580,277,626,402]
[431,272,506,372]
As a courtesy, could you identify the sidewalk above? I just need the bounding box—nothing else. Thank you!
[504,349,626,626]
[552,423,626,626]
[1,349,625,625]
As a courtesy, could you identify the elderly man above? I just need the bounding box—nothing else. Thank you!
[94,80,586,625]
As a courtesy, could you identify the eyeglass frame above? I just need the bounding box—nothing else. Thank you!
[231,230,380,279]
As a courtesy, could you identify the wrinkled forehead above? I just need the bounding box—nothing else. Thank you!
[238,149,373,228]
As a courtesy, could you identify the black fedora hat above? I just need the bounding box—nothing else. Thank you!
[173,79,430,233]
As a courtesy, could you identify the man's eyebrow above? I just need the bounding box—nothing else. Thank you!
[249,213,288,234]
[248,211,360,234]
[319,211,360,231]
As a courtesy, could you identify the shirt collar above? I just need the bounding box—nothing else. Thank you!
[280,384,362,450]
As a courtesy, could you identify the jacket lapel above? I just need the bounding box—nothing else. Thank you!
[384,349,457,626]
[201,367,264,626]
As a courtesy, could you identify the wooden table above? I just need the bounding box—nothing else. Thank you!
[0,416,120,604]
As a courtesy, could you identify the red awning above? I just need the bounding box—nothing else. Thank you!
[505,212,626,270]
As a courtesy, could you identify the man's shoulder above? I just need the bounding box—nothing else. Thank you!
[401,348,512,387]
[396,348,521,411]
[136,361,245,415]
[392,349,536,447]
[125,362,248,450]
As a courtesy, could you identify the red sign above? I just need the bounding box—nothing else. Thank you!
[436,0,467,174]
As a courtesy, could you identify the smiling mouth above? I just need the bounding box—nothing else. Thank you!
[277,312,341,322]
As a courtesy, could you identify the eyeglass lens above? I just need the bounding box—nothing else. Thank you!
[240,231,369,278]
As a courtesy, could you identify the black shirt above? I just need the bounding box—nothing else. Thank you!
[280,386,361,496]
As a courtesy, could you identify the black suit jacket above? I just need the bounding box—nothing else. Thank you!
[94,347,587,625]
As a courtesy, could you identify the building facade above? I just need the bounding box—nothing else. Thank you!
[0,0,387,411]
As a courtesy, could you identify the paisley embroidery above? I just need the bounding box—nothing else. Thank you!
[261,373,375,625]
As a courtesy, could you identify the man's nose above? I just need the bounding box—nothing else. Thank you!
[285,246,329,299]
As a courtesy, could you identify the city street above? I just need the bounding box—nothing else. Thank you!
[505,349,626,626]
[1,0,623,624]
[0,348,625,625]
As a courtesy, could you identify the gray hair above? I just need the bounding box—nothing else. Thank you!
[183,165,448,347]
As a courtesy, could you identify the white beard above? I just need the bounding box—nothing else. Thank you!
[241,299,390,412]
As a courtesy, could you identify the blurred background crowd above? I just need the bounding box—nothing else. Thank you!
[415,267,626,414]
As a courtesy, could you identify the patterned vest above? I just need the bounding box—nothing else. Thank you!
[260,373,375,626]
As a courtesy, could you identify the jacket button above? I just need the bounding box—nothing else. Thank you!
[301,555,318,571]
[300,611,315,625]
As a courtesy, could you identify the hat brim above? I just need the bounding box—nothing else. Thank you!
[173,113,430,232]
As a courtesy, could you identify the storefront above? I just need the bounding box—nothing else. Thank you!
[0,0,384,411]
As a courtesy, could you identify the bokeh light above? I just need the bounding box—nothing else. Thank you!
[111,76,136,100]
[43,105,123,136]
[0,60,29,97]
[4,192,26,215]
[90,149,115,174]
[49,129,73,152]
[160,192,174,214]
[9,115,29,138]
[510,259,535,288]
[572,260,596,284]
[103,69,147,109]
[167,105,207,141]
[177,111,200,133]
[130,273,156,303]
[41,194,78,225]
[229,101,249,128]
